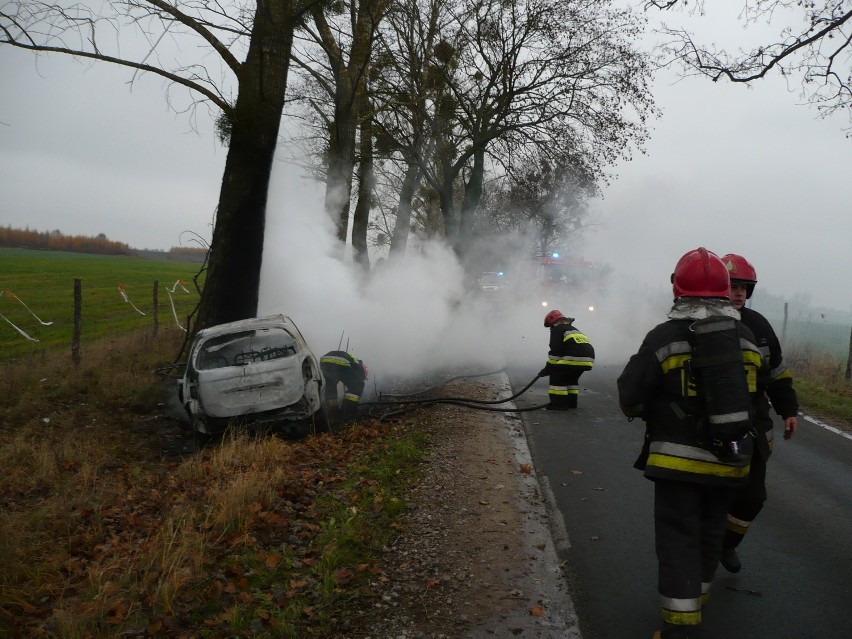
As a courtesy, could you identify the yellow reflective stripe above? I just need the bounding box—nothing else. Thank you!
[547,357,594,366]
[647,453,750,478]
[563,331,591,344]
[321,356,351,367]
[771,365,792,381]
[343,393,360,403]
[661,596,702,625]
[660,353,690,374]
[549,386,569,396]
[662,609,702,625]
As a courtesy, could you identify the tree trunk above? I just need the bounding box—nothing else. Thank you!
[458,147,485,254]
[195,0,296,331]
[388,161,421,261]
[326,89,359,246]
[315,1,388,251]
[351,92,374,269]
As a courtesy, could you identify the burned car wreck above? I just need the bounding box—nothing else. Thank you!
[177,314,327,438]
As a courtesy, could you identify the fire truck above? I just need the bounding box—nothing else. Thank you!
[524,253,601,316]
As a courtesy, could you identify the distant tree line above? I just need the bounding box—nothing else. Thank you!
[1,226,207,261]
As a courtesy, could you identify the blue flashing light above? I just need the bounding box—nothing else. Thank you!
[552,252,560,258]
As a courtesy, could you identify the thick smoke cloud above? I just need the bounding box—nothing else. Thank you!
[258,166,674,387]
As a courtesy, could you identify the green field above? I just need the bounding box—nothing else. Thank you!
[0,248,204,361]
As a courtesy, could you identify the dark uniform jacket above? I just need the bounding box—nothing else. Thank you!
[544,320,595,373]
[740,307,798,456]
[320,350,367,402]
[617,300,767,487]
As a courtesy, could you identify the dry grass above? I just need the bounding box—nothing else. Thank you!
[787,347,852,426]
[0,327,427,638]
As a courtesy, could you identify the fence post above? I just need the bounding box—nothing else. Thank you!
[845,325,852,381]
[152,280,159,337]
[72,278,82,367]
[781,302,789,348]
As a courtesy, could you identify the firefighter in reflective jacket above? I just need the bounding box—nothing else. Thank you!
[718,253,799,574]
[320,351,367,423]
[538,310,595,410]
[617,247,767,639]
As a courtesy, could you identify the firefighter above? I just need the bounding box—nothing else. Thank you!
[718,253,799,573]
[320,351,368,424]
[538,310,595,410]
[617,247,766,639]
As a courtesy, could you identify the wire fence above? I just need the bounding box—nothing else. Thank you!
[757,303,852,380]
[1,279,198,365]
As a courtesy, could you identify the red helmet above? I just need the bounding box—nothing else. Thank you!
[721,253,757,299]
[671,247,730,299]
[544,309,564,327]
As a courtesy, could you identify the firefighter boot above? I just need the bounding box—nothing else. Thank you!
[720,548,741,573]
[341,400,359,424]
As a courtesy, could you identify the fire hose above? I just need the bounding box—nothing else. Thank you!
[358,372,549,420]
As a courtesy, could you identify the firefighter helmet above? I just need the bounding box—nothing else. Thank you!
[721,253,757,299]
[671,247,730,299]
[544,310,564,327]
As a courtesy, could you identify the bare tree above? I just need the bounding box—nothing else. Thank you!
[289,0,390,259]
[1,0,322,332]
[648,0,852,133]
[419,0,658,256]
[371,0,445,261]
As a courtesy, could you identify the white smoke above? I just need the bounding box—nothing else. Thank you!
[258,160,675,387]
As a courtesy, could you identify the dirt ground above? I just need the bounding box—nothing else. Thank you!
[355,376,580,639]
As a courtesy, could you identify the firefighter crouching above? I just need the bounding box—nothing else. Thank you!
[617,247,767,639]
[539,310,595,410]
[320,351,368,424]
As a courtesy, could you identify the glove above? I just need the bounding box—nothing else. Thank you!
[538,367,549,378]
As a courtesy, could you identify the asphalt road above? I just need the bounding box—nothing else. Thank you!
[507,361,852,639]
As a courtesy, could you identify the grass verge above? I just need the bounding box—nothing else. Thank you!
[0,329,430,638]
[789,348,852,425]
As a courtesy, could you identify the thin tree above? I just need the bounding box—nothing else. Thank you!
[289,0,391,257]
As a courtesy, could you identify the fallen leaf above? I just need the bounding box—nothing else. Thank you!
[334,567,355,585]
[264,553,281,569]
[519,463,533,475]
[530,603,545,617]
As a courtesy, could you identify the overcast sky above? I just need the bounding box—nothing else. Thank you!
[1,3,850,317]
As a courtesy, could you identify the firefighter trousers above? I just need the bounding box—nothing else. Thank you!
[322,371,365,422]
[654,479,735,639]
[547,367,588,409]
[723,444,768,549]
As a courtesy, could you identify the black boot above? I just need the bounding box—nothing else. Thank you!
[720,547,741,573]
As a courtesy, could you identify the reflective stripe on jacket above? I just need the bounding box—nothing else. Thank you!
[548,322,595,370]
[617,308,767,487]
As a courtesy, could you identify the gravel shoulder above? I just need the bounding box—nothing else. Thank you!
[360,373,581,639]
